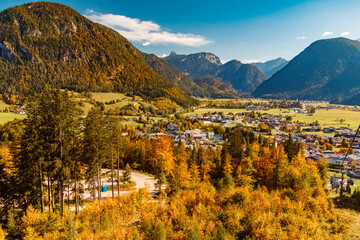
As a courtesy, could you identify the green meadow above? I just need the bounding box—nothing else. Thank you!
[0,112,26,124]
[184,107,360,129]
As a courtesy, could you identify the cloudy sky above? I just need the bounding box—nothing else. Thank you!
[1,0,360,63]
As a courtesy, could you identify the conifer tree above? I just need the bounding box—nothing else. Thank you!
[83,107,106,201]
[16,87,81,214]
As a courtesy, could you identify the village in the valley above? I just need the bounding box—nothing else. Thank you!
[120,101,360,191]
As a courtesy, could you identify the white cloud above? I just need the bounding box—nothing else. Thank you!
[85,10,212,47]
[296,36,306,40]
[161,54,168,58]
[341,32,350,36]
[322,31,333,36]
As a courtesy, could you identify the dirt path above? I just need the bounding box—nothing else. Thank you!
[77,169,157,201]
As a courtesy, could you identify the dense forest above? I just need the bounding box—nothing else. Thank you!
[0,87,350,239]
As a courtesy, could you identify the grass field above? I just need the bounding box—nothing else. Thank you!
[300,130,335,137]
[89,92,131,102]
[183,108,249,116]
[121,116,167,122]
[184,108,291,116]
[287,109,360,129]
[197,98,269,103]
[0,113,26,124]
[105,101,135,110]
[114,116,167,127]
[184,108,360,129]
[87,92,156,112]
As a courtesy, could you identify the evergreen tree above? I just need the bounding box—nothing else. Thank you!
[83,107,107,200]
[284,134,302,162]
[16,87,81,213]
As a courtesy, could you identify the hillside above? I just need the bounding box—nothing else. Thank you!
[253,38,360,101]
[164,51,266,94]
[331,93,360,105]
[218,60,267,92]
[193,76,238,98]
[0,2,195,107]
[252,57,288,77]
[143,53,206,97]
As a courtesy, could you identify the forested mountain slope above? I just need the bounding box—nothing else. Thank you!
[253,38,360,101]
[0,2,195,106]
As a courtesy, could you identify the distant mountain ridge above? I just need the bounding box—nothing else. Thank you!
[218,60,267,92]
[164,52,267,94]
[164,51,222,79]
[252,58,288,77]
[253,38,360,102]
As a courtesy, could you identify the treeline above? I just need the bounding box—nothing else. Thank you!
[0,88,347,239]
[0,87,125,215]
[201,99,303,109]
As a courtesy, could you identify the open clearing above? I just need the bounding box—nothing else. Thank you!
[89,92,131,102]
[80,169,157,200]
[288,109,360,129]
[0,112,26,124]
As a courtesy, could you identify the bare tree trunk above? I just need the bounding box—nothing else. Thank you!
[67,180,70,210]
[111,144,114,198]
[117,140,120,197]
[60,142,64,215]
[75,180,78,214]
[47,175,51,212]
[60,178,64,216]
[51,178,54,212]
[39,168,43,211]
[93,175,96,201]
[97,164,101,200]
[39,163,44,213]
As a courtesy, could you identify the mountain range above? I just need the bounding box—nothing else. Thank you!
[1,2,360,106]
[253,38,360,103]
[252,58,288,78]
[164,52,267,94]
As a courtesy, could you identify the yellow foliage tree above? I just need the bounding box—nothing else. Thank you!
[150,136,175,176]
[0,225,6,240]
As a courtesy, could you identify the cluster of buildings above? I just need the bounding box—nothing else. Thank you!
[134,123,224,146]
[282,107,308,114]
[187,114,235,125]
[165,124,223,145]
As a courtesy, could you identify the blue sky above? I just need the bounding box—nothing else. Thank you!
[1,0,360,63]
